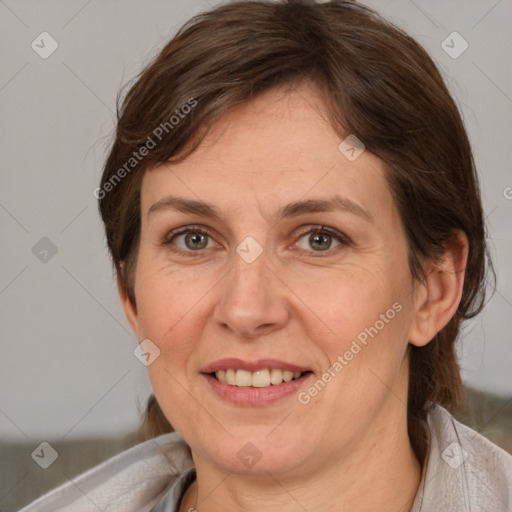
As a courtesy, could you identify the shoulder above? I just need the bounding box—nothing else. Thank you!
[19,432,194,512]
[412,404,512,512]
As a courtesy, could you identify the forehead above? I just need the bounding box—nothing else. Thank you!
[140,83,392,222]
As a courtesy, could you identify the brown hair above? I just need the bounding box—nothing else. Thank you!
[99,0,493,463]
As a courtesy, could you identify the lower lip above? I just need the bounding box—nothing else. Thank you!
[202,373,312,406]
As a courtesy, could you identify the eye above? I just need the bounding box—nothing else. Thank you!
[162,226,217,253]
[162,225,350,256]
[295,226,349,253]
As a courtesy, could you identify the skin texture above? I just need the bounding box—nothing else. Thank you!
[119,82,468,511]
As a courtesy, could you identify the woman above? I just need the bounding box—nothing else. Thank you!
[21,0,511,510]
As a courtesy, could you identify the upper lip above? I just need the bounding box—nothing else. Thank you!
[201,358,311,374]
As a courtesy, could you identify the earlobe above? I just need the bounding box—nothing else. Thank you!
[117,271,139,336]
[408,231,469,347]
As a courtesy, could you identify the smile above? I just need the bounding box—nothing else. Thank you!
[213,368,303,387]
[201,358,313,405]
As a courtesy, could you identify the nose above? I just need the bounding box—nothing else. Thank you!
[212,249,290,339]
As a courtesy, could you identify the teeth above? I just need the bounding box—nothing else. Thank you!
[252,369,270,388]
[282,370,293,382]
[226,369,236,386]
[235,369,252,387]
[214,368,304,387]
[270,368,283,385]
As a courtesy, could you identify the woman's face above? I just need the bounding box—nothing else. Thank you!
[122,82,427,478]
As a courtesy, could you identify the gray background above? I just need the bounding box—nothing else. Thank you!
[0,0,511,486]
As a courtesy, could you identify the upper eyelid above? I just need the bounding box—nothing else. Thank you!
[162,224,350,250]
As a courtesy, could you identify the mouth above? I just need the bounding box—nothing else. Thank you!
[200,358,313,405]
[210,368,310,388]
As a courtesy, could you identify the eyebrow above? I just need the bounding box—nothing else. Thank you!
[147,195,372,222]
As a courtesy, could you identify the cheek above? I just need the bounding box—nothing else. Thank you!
[297,261,407,332]
[298,261,414,392]
[131,267,210,396]
[303,293,411,426]
[134,267,209,429]
[134,253,215,335]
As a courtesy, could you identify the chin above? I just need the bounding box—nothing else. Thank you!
[194,430,315,477]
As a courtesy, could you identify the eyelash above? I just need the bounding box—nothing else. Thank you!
[161,224,351,257]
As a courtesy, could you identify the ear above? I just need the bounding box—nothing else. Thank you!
[117,269,140,337]
[408,231,469,347]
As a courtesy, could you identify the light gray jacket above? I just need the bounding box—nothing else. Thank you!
[19,405,512,511]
